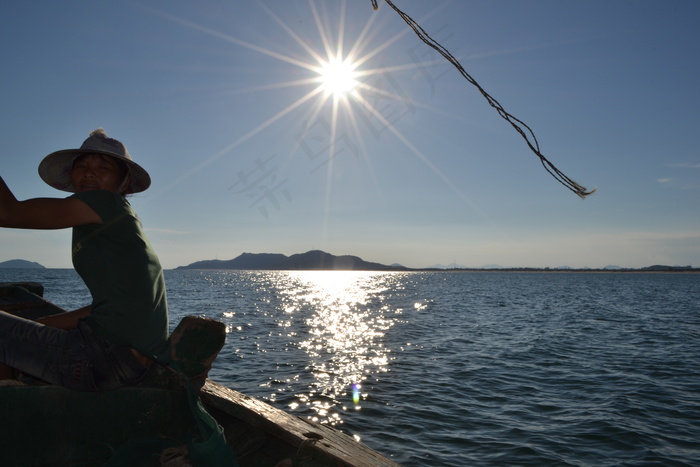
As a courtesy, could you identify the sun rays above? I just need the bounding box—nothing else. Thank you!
[139,0,472,210]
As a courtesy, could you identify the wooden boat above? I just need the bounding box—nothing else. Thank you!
[0,282,400,466]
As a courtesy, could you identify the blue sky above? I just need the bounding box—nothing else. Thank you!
[2,0,699,269]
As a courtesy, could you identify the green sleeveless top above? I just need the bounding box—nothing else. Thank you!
[71,190,169,362]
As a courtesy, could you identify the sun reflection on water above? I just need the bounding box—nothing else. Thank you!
[274,270,398,425]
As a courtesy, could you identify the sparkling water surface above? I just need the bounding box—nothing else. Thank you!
[3,269,699,466]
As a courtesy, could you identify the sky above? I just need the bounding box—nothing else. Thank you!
[1,0,699,270]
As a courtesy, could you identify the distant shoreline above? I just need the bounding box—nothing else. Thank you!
[1,267,698,274]
[422,268,700,274]
[169,267,699,274]
[172,251,699,273]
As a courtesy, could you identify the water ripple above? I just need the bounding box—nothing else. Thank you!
[7,269,699,466]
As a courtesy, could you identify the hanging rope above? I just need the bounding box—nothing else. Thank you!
[372,0,595,198]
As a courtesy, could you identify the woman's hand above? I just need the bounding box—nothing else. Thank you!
[36,306,92,330]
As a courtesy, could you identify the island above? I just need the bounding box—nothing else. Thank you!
[0,259,45,269]
[177,250,410,271]
[175,251,698,273]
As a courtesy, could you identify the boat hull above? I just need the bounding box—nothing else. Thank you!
[0,282,400,466]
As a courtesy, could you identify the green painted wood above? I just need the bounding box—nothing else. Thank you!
[0,385,192,465]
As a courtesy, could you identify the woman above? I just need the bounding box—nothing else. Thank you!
[0,128,169,390]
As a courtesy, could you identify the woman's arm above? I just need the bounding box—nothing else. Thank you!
[0,176,101,229]
[36,305,92,330]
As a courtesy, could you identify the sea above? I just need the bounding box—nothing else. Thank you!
[2,268,699,466]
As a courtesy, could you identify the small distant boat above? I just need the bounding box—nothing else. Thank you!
[0,282,400,466]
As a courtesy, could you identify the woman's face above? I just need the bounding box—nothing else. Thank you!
[70,154,127,193]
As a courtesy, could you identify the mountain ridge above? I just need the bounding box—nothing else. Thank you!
[177,250,409,271]
[176,252,697,272]
[0,259,46,269]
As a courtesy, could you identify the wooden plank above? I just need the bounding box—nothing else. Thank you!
[201,380,400,467]
[0,282,67,319]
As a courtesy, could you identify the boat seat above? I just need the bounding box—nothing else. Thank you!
[168,315,227,390]
[142,315,227,391]
[0,281,66,320]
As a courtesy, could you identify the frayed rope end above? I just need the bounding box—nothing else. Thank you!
[574,185,597,199]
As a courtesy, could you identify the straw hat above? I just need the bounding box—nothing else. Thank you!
[38,128,151,194]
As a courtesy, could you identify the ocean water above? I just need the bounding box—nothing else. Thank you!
[3,269,700,466]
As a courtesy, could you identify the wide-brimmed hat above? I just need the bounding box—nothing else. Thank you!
[38,128,151,194]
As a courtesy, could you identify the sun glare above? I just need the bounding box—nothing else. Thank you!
[318,56,359,96]
[147,0,468,206]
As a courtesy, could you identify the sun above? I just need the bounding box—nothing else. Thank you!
[318,56,359,97]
